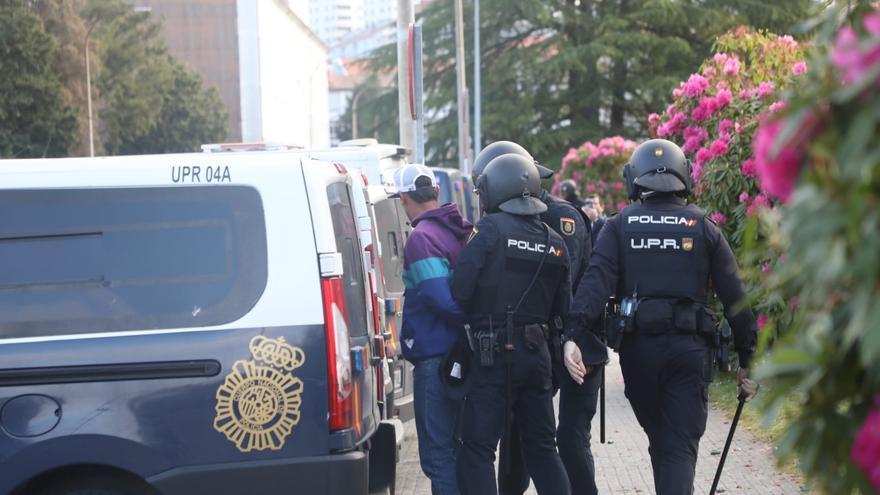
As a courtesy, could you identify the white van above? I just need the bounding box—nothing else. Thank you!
[0,152,398,494]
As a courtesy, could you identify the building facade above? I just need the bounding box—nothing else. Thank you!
[132,0,330,147]
[308,0,364,46]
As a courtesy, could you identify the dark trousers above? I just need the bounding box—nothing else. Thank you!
[557,360,602,495]
[498,361,602,495]
[456,330,570,495]
[619,333,713,495]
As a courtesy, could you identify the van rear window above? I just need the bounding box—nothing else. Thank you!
[326,183,369,337]
[0,186,267,339]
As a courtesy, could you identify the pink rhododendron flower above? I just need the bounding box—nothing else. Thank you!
[709,212,727,225]
[657,112,685,137]
[739,191,750,203]
[762,262,771,273]
[692,162,704,182]
[830,21,880,86]
[683,126,709,154]
[757,314,768,330]
[747,194,771,217]
[851,397,880,492]
[716,81,728,91]
[792,61,807,75]
[562,148,579,167]
[695,147,713,166]
[691,105,709,123]
[716,89,733,107]
[735,121,744,134]
[666,104,677,116]
[684,73,710,97]
[586,183,596,192]
[702,65,717,78]
[769,101,788,113]
[719,119,735,137]
[739,88,754,100]
[672,88,683,98]
[713,53,729,65]
[648,113,661,128]
[709,139,729,157]
[741,158,757,177]
[757,81,774,98]
[753,112,821,202]
[865,12,880,36]
[612,182,624,191]
[777,35,797,48]
[723,57,741,75]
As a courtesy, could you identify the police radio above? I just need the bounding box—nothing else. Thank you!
[606,285,638,351]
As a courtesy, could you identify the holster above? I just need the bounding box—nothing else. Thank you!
[477,330,496,368]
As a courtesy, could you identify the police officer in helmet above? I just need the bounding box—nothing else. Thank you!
[471,141,592,297]
[452,153,571,495]
[559,179,587,209]
[472,141,602,495]
[563,139,759,495]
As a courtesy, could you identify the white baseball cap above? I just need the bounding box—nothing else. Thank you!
[389,163,437,198]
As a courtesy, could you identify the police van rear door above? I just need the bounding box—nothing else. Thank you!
[302,160,380,449]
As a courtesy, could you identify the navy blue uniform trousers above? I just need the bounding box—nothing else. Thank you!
[619,333,713,495]
[499,360,602,495]
[457,330,570,495]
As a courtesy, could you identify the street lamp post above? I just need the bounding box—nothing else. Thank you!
[84,19,99,157]
[351,86,365,140]
[83,6,150,157]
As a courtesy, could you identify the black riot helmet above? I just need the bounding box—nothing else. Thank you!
[471,141,554,184]
[477,153,548,215]
[559,179,580,203]
[623,139,693,201]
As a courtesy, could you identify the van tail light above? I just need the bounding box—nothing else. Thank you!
[321,276,354,431]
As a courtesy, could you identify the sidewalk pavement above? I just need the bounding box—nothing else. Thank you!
[396,354,807,494]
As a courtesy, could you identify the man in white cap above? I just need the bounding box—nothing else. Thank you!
[392,164,472,495]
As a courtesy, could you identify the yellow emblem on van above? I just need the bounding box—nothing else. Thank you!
[214,336,305,452]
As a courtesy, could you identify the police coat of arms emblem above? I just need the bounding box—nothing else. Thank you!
[214,335,305,452]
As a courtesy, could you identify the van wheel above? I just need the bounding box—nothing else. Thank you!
[41,472,155,495]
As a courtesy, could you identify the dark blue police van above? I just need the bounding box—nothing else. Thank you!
[0,152,400,494]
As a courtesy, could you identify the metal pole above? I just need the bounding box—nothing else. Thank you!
[473,0,481,156]
[85,22,98,157]
[412,24,426,164]
[351,88,363,140]
[396,0,416,158]
[454,0,470,173]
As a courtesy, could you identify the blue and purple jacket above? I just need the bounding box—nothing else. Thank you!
[401,203,473,362]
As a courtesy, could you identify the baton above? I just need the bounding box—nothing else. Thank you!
[599,366,606,444]
[710,393,745,495]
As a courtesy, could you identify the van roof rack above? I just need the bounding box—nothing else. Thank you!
[201,142,303,153]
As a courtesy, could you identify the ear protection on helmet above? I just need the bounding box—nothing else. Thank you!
[476,173,490,213]
[623,163,637,201]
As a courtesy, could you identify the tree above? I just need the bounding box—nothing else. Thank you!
[82,0,228,155]
[114,60,228,154]
[362,0,819,167]
[0,0,77,158]
[32,0,91,156]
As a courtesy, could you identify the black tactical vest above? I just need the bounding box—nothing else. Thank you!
[618,203,709,303]
[472,213,568,325]
[540,195,590,290]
